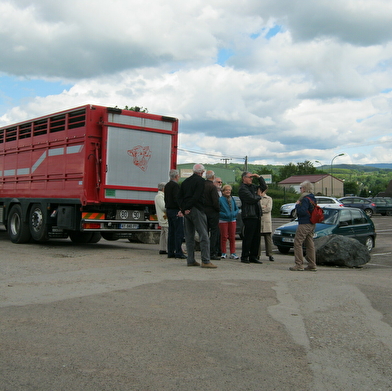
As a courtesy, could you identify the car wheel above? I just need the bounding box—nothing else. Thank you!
[277,246,290,254]
[290,209,297,219]
[365,236,374,252]
[364,208,373,217]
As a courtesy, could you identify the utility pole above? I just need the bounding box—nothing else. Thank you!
[244,156,248,172]
[220,158,231,168]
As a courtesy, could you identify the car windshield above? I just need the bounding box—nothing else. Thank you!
[321,209,339,225]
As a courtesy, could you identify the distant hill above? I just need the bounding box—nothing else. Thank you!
[364,163,392,170]
[330,164,392,172]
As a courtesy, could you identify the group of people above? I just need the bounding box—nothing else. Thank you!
[154,163,281,269]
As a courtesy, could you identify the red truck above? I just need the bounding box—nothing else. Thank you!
[0,104,178,244]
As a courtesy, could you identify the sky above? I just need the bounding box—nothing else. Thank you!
[1,0,392,167]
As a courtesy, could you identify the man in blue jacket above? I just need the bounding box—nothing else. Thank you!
[289,180,317,271]
[238,172,267,264]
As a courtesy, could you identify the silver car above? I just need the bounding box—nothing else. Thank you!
[280,196,343,218]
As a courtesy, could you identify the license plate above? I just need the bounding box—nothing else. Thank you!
[116,210,144,221]
[119,223,139,229]
[282,237,294,243]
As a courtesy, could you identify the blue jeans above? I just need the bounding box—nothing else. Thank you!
[167,209,184,257]
[184,208,210,264]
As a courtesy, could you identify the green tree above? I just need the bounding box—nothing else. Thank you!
[277,161,316,182]
[297,160,317,175]
[343,181,359,195]
[277,163,297,182]
[124,105,148,113]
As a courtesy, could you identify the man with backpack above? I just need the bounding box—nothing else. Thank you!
[289,180,318,271]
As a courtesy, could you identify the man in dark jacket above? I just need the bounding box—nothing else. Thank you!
[204,170,220,260]
[289,180,317,271]
[177,164,217,268]
[164,169,186,259]
[238,172,267,264]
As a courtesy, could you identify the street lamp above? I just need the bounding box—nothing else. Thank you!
[330,153,345,196]
[315,160,323,195]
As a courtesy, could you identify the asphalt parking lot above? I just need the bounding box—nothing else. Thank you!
[1,216,392,391]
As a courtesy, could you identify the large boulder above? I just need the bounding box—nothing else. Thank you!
[314,234,370,267]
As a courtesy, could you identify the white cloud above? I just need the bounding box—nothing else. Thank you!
[1,0,392,166]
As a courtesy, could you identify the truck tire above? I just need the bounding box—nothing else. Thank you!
[69,232,101,244]
[101,232,120,241]
[29,204,49,242]
[8,204,31,243]
[88,232,102,243]
[69,232,93,243]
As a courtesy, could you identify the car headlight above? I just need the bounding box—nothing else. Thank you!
[273,229,282,235]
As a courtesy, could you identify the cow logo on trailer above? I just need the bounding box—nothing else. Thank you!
[127,145,151,171]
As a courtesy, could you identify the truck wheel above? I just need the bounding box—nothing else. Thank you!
[8,204,31,243]
[101,232,120,241]
[88,232,102,243]
[69,232,93,243]
[29,204,49,242]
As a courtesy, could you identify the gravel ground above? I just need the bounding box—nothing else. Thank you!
[1,229,392,391]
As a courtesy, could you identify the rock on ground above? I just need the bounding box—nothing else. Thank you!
[315,234,370,267]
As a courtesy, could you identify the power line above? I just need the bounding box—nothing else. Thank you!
[177,148,243,160]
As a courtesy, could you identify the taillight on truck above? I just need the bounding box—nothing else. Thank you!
[83,223,102,229]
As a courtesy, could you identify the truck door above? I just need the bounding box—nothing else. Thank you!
[102,114,175,203]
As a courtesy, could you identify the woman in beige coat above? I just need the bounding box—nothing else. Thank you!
[259,188,274,261]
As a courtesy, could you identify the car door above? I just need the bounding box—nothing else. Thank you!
[316,197,337,208]
[333,209,356,238]
[349,209,372,245]
[340,198,353,208]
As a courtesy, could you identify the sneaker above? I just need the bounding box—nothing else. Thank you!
[289,266,304,271]
[221,253,227,259]
[304,266,317,271]
[230,253,239,259]
[201,262,217,269]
